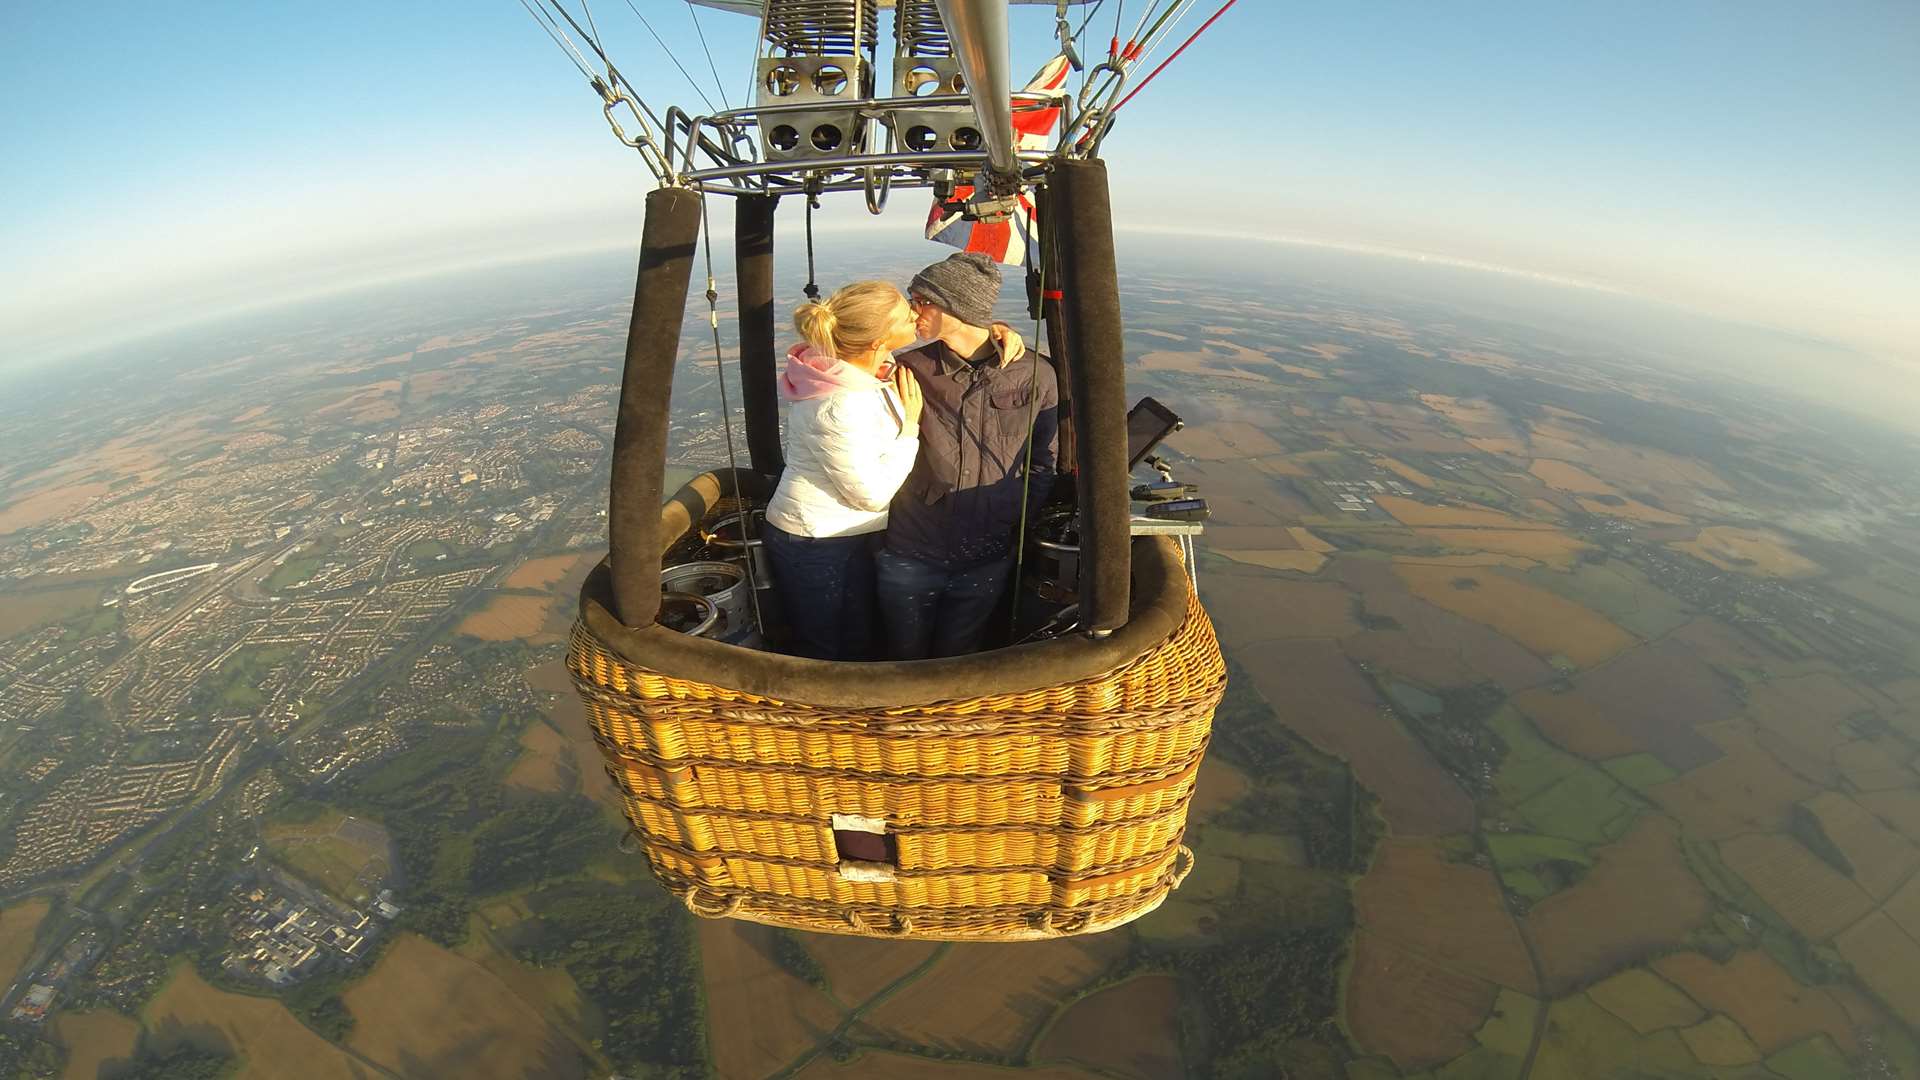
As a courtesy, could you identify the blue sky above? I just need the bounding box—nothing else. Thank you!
[2,2,1916,370]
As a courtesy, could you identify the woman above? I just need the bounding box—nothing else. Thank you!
[762,281,924,660]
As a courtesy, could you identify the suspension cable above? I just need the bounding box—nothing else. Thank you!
[684,0,731,111]
[1010,190,1048,639]
[1112,0,1237,113]
[698,196,767,640]
[623,0,717,113]
[519,0,596,82]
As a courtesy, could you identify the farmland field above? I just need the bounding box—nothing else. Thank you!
[1393,563,1636,668]
[1345,930,1496,1070]
[1526,819,1711,993]
[1353,843,1532,991]
[1717,833,1874,941]
[52,1009,140,1080]
[861,935,1125,1057]
[1652,950,1864,1054]
[1833,913,1920,1028]
[504,553,587,590]
[699,920,845,1079]
[506,719,576,793]
[0,898,50,989]
[0,582,105,637]
[457,593,557,640]
[1033,974,1182,1080]
[143,962,368,1080]
[343,933,584,1078]
[1585,969,1704,1033]
[801,935,939,1006]
[1671,526,1821,578]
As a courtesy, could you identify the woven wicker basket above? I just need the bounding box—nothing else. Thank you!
[568,490,1225,939]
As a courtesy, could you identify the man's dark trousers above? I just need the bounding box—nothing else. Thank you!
[874,549,1013,660]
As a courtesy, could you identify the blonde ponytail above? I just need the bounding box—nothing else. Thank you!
[792,280,905,361]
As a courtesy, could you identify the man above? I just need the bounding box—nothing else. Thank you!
[878,252,1059,660]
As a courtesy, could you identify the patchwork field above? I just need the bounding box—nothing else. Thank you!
[1374,495,1550,530]
[861,935,1125,1057]
[1718,833,1875,941]
[1033,973,1182,1080]
[1652,950,1863,1054]
[0,898,51,988]
[53,1009,141,1080]
[1393,564,1635,668]
[1353,842,1532,991]
[1833,913,1920,1028]
[0,481,112,534]
[458,593,557,641]
[1525,819,1711,993]
[504,553,588,590]
[1647,723,1819,838]
[1585,968,1703,1034]
[699,920,844,1079]
[343,933,584,1079]
[264,813,390,901]
[1528,459,1620,496]
[1671,526,1821,578]
[143,962,368,1080]
[1407,527,1591,567]
[506,720,577,793]
[803,936,940,1006]
[1212,549,1327,574]
[1346,930,1495,1069]
[0,582,105,637]
[1800,792,1919,900]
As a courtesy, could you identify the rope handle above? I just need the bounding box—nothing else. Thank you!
[682,887,743,919]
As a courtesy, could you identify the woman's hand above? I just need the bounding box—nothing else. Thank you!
[895,365,924,429]
[990,322,1027,367]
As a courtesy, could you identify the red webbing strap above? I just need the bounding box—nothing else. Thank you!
[1111,0,1239,114]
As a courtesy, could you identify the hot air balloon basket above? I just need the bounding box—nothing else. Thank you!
[566,593,1226,940]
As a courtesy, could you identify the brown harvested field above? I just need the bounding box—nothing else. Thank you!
[1524,819,1711,993]
[1214,549,1327,574]
[1034,973,1182,1080]
[1512,687,1642,759]
[1375,495,1550,530]
[344,933,583,1079]
[506,720,576,793]
[1466,437,1529,458]
[1393,564,1636,668]
[1355,842,1533,990]
[458,593,555,640]
[1408,528,1591,567]
[1718,833,1874,941]
[1745,672,1878,787]
[1374,456,1437,488]
[1585,969,1703,1033]
[1859,790,1920,843]
[1671,526,1820,578]
[1201,578,1358,643]
[1678,1015,1761,1065]
[861,934,1124,1057]
[1418,394,1510,432]
[1647,722,1818,839]
[1136,351,1269,383]
[1289,526,1336,552]
[1576,495,1689,524]
[526,661,624,815]
[1392,553,1539,569]
[0,899,50,988]
[0,481,111,534]
[313,380,403,425]
[1885,875,1920,942]
[144,962,369,1080]
[1563,642,1740,770]
[505,553,588,590]
[1190,757,1250,822]
[54,1010,141,1080]
[1669,616,1774,673]
[1346,930,1495,1069]
[799,1051,1105,1080]
[700,920,846,1077]
[0,582,104,636]
[1834,913,1920,1028]
[1335,559,1553,692]
[1233,638,1474,836]
[454,918,593,1056]
[1654,950,1863,1054]
[802,936,939,1006]
[1528,459,1621,496]
[1801,792,1918,900]
[1834,737,1915,791]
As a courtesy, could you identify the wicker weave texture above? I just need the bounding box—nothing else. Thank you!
[568,594,1225,939]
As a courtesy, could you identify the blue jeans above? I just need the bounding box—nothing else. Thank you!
[763,525,878,661]
[875,549,1013,660]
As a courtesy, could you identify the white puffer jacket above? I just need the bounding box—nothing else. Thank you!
[764,344,920,539]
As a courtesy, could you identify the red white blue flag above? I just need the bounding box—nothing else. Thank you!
[924,54,1071,266]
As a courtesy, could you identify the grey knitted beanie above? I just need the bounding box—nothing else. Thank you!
[909,252,1002,328]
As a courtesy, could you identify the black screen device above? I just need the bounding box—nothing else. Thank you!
[1142,498,1210,522]
[1125,397,1184,471]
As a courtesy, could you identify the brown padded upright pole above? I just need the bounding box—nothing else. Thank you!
[1051,159,1130,633]
[736,194,784,476]
[1036,184,1076,476]
[609,187,703,628]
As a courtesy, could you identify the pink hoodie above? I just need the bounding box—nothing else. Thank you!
[780,343,884,402]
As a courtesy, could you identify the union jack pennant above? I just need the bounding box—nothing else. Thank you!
[924,53,1071,266]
